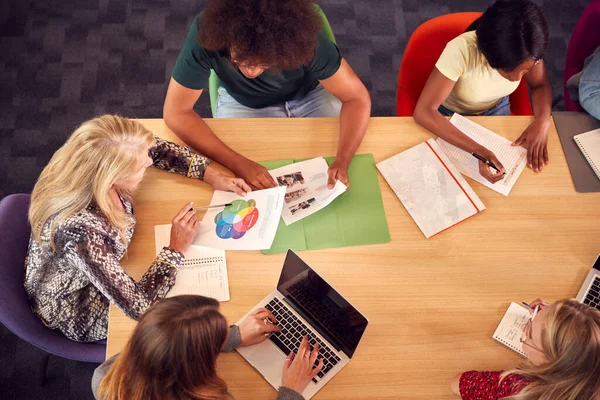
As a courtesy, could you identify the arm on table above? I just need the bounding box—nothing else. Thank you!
[514,60,552,172]
[413,68,505,183]
[320,58,371,189]
[163,77,276,190]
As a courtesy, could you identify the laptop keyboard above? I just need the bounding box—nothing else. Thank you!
[265,297,341,384]
[583,277,600,309]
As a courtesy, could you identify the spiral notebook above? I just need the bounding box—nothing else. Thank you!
[492,302,529,358]
[574,128,600,181]
[154,224,230,302]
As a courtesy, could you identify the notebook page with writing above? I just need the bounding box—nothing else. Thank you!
[574,128,600,181]
[377,139,485,238]
[492,302,529,358]
[437,114,527,196]
[155,224,230,302]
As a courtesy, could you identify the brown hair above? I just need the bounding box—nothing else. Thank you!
[504,299,600,400]
[200,0,323,71]
[98,295,232,400]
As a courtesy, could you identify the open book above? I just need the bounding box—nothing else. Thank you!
[377,139,485,238]
[437,114,528,196]
[155,224,230,302]
[492,302,529,358]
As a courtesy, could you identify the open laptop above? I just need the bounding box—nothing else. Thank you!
[576,254,600,308]
[236,250,368,399]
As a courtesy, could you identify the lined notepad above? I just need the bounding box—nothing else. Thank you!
[437,114,528,196]
[155,224,230,302]
[492,302,529,358]
[377,139,485,238]
[574,128,600,181]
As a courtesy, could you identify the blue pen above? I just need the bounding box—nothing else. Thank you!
[522,302,530,309]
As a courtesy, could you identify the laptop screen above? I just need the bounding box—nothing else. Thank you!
[277,250,368,358]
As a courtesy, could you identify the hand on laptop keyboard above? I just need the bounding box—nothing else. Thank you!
[238,307,282,346]
[281,336,324,394]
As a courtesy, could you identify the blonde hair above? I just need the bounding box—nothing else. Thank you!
[29,115,155,250]
[503,299,600,400]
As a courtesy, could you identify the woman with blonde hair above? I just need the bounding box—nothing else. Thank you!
[92,295,321,400]
[25,115,251,342]
[451,298,600,399]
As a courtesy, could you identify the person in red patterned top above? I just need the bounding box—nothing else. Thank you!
[451,298,600,400]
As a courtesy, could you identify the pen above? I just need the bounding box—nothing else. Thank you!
[531,305,540,320]
[471,152,506,175]
[522,302,530,309]
[189,203,232,211]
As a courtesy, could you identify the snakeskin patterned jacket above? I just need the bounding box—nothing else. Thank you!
[24,136,211,342]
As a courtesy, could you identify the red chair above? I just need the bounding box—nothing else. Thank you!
[564,0,600,112]
[396,12,532,116]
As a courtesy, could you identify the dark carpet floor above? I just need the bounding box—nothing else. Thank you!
[0,0,591,398]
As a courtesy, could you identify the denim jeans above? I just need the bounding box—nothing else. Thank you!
[214,84,342,118]
[580,49,600,120]
[438,95,511,117]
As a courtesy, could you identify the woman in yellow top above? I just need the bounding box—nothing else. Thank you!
[414,0,552,183]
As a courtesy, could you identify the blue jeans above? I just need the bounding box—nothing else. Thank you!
[580,49,600,120]
[214,84,342,118]
[438,96,511,117]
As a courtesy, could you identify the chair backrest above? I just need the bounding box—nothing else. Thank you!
[209,4,337,116]
[396,12,532,116]
[564,0,600,112]
[0,194,105,363]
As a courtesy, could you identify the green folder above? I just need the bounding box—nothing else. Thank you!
[260,154,390,254]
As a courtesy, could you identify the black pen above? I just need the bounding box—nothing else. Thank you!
[471,152,505,175]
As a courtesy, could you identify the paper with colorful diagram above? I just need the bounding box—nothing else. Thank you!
[193,186,286,250]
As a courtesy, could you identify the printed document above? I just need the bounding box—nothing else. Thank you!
[437,114,527,195]
[193,186,286,250]
[268,157,347,225]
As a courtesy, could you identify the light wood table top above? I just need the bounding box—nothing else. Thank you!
[107,117,600,399]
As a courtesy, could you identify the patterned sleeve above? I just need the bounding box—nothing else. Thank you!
[459,370,528,399]
[64,228,183,320]
[149,135,211,180]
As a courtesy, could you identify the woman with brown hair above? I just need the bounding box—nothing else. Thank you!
[451,298,600,399]
[92,295,322,400]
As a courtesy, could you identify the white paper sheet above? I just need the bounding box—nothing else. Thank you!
[377,139,485,238]
[492,302,529,357]
[193,186,286,250]
[437,113,527,196]
[268,157,347,225]
[154,224,229,302]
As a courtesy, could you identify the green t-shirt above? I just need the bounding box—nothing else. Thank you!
[171,12,342,109]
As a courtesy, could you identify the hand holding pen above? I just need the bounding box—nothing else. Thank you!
[472,149,506,184]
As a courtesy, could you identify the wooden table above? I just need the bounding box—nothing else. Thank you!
[107,117,600,399]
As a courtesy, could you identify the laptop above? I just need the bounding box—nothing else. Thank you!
[236,250,369,399]
[576,254,600,308]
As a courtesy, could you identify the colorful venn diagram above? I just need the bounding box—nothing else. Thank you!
[214,199,259,240]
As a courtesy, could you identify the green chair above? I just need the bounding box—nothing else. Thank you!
[208,4,337,116]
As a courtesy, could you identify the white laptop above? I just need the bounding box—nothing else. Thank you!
[576,254,600,308]
[236,250,369,399]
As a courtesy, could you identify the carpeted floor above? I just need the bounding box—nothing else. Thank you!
[0,0,591,398]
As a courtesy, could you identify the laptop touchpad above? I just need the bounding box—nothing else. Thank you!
[251,341,286,385]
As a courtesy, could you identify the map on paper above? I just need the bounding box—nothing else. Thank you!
[437,113,527,196]
[155,224,229,302]
[193,186,286,250]
[377,139,485,238]
[268,157,347,225]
